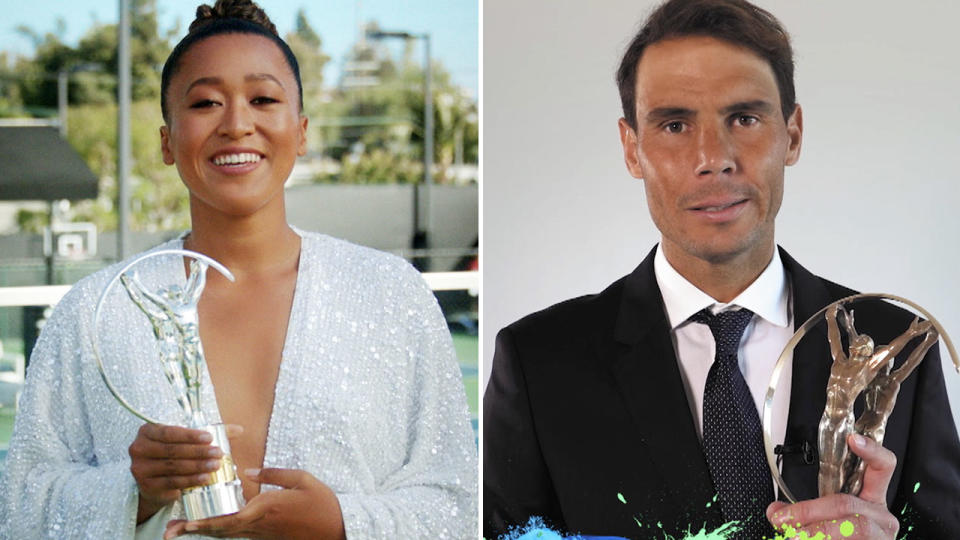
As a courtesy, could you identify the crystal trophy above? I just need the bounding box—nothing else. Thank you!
[92,249,244,520]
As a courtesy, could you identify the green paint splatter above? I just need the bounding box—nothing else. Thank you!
[914,481,921,493]
[772,522,798,539]
[771,520,863,540]
[617,492,627,504]
[675,520,742,540]
[771,525,828,540]
[634,516,642,528]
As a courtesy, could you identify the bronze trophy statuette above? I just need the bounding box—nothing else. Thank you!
[762,293,960,503]
[92,249,245,520]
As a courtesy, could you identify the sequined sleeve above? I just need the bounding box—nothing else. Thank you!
[334,261,478,539]
[0,282,140,538]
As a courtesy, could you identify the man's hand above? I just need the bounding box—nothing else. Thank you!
[766,433,899,539]
[129,423,242,524]
[162,468,346,540]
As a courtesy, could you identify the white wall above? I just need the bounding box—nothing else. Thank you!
[482,0,960,428]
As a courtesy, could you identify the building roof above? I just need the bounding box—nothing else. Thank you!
[0,126,98,201]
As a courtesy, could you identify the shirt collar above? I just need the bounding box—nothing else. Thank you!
[654,244,790,330]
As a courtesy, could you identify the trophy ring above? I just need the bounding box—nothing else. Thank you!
[762,293,959,504]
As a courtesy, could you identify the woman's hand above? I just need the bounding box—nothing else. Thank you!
[129,423,240,524]
[163,468,346,540]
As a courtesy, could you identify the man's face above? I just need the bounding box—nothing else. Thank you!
[618,36,802,267]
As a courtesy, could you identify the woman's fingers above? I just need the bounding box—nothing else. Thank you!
[132,456,222,479]
[130,437,223,460]
[130,423,223,504]
[139,471,214,491]
[140,423,213,444]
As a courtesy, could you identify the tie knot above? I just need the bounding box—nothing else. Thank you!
[690,308,754,357]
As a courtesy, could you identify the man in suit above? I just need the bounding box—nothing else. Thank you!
[483,0,960,538]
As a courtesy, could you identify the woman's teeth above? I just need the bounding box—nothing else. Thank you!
[213,153,261,166]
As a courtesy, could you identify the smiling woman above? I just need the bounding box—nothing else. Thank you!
[0,1,477,539]
[161,33,307,220]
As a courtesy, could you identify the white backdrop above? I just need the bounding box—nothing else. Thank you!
[481,0,960,428]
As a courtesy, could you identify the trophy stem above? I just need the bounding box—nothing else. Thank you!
[181,423,245,520]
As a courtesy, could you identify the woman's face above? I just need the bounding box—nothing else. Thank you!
[160,33,307,218]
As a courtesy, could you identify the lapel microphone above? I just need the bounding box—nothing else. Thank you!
[774,440,818,466]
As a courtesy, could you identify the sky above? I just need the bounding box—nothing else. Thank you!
[0,0,479,98]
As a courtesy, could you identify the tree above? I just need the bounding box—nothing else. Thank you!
[8,0,172,109]
[0,52,27,116]
[284,9,330,155]
[397,62,479,182]
[314,32,478,185]
[10,0,186,233]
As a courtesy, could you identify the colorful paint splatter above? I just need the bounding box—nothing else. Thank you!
[488,483,960,540]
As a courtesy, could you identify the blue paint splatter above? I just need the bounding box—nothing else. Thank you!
[496,516,743,540]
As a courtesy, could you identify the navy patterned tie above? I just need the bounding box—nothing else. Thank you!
[690,308,774,538]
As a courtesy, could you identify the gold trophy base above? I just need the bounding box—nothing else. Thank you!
[181,423,245,520]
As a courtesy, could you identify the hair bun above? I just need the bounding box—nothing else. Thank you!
[189,0,277,35]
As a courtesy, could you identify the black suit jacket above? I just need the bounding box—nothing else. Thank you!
[483,246,960,539]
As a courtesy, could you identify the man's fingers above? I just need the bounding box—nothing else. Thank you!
[766,500,789,522]
[771,512,897,540]
[768,495,899,538]
[765,436,897,537]
[769,494,867,529]
[847,433,896,504]
[248,467,307,489]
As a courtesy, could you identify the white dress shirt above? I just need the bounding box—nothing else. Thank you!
[653,245,794,454]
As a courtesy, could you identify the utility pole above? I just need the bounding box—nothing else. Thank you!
[365,29,434,270]
[421,33,433,264]
[117,0,132,260]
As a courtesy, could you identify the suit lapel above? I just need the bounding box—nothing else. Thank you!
[779,247,834,500]
[609,247,724,527]
[606,247,835,516]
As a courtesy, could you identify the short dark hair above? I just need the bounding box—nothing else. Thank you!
[160,0,303,122]
[616,0,795,130]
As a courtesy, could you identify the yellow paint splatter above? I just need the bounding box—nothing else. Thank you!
[839,520,855,537]
[771,522,835,540]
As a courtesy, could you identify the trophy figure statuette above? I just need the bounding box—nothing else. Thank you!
[762,293,959,503]
[93,249,245,520]
[819,303,938,496]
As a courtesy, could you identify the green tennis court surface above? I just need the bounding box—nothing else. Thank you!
[452,331,479,440]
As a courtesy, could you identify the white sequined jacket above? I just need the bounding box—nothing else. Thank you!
[0,231,477,539]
